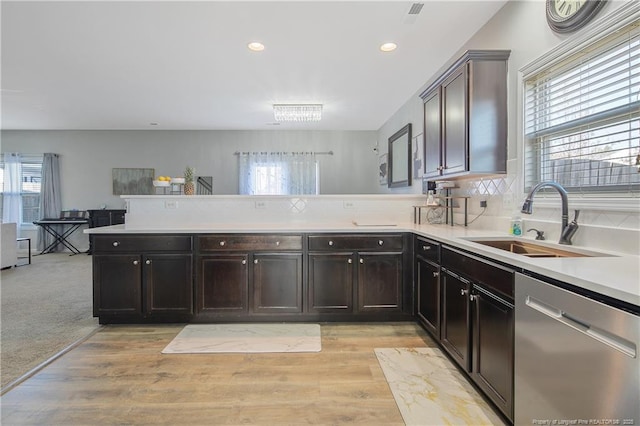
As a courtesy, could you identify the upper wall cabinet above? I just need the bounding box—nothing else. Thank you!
[420,50,510,180]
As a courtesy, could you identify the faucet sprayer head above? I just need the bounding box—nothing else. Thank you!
[521,199,533,215]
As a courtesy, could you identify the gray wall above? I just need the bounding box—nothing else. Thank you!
[1,129,379,211]
[376,0,630,196]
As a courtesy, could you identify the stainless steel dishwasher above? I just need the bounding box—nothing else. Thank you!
[515,272,639,425]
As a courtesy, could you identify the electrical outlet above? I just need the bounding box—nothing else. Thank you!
[255,201,266,209]
[343,201,355,209]
[480,200,487,208]
[164,200,178,209]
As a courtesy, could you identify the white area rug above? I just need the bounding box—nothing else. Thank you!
[375,347,505,426]
[162,323,321,354]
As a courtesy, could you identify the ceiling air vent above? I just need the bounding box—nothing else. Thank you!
[408,3,424,15]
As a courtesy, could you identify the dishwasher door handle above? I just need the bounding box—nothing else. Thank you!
[526,295,637,358]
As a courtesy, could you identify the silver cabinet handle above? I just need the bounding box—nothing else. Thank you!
[328,240,334,246]
[275,241,280,246]
[132,260,139,265]
[145,259,151,265]
[359,258,364,264]
[112,241,120,247]
[470,294,476,302]
[378,240,384,246]
[254,259,258,264]
[219,241,226,246]
[460,288,468,296]
[432,271,439,277]
[347,258,352,264]
[423,245,431,251]
[241,259,247,265]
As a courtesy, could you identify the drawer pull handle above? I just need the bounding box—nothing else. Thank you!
[423,245,431,251]
[328,240,334,246]
[378,240,384,246]
[112,241,120,247]
[219,241,226,246]
[241,259,247,265]
[254,259,259,264]
[132,260,139,265]
[359,258,364,264]
[145,259,151,265]
[432,271,439,277]
[348,259,352,264]
[276,241,280,246]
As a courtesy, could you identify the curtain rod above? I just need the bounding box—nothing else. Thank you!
[233,151,333,156]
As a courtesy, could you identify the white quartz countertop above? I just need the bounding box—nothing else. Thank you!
[85,222,640,307]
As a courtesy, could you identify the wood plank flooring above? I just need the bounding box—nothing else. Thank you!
[1,322,437,425]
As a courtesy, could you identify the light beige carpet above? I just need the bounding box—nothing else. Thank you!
[162,323,322,353]
[375,347,506,425]
[1,253,99,390]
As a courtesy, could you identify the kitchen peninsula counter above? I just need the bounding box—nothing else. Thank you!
[86,221,640,308]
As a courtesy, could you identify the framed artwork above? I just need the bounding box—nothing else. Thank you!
[413,133,424,179]
[112,168,155,195]
[379,153,388,186]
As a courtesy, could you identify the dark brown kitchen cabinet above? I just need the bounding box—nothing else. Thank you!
[253,253,302,314]
[440,245,514,422]
[196,235,303,319]
[308,234,406,316]
[415,236,441,339]
[440,268,471,370]
[471,284,514,421]
[420,50,510,179]
[92,235,193,323]
[308,253,354,313]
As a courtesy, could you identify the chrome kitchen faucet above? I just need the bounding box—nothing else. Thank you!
[521,181,579,245]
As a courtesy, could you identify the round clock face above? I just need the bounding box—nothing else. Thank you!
[546,0,607,33]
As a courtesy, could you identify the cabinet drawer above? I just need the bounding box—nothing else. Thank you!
[442,246,513,299]
[415,236,440,263]
[308,234,403,251]
[198,235,302,251]
[93,235,192,252]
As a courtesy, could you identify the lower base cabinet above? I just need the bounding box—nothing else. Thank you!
[92,235,194,322]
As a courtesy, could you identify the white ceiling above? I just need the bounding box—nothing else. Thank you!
[1,1,509,131]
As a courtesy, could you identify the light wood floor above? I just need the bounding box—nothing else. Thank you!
[1,322,436,425]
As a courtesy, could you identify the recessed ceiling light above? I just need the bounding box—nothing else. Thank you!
[248,42,265,52]
[380,42,397,52]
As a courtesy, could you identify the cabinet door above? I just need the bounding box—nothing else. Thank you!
[93,254,141,316]
[423,89,442,178]
[472,286,514,420]
[441,269,470,370]
[442,64,467,176]
[252,253,302,314]
[197,255,248,314]
[357,253,402,312]
[308,253,354,313]
[144,254,193,315]
[417,257,440,338]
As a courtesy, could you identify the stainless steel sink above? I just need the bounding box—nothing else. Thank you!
[464,238,610,258]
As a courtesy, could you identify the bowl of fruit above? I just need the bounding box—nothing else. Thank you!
[153,176,171,187]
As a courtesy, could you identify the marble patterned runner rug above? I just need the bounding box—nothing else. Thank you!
[162,323,321,353]
[375,347,505,426]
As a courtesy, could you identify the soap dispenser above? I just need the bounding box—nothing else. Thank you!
[510,213,523,236]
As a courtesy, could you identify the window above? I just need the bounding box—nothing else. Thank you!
[523,18,640,194]
[238,152,319,195]
[0,154,43,224]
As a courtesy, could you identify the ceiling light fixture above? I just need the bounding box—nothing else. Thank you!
[273,104,322,122]
[380,42,397,52]
[247,42,265,52]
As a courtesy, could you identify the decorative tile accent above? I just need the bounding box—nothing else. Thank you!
[289,198,307,213]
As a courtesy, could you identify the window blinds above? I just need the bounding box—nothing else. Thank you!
[524,21,640,193]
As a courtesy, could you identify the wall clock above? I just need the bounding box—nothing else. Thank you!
[546,0,607,33]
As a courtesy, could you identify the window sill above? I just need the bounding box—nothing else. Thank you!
[527,196,640,213]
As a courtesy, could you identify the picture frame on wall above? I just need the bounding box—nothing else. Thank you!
[379,153,388,186]
[112,168,155,195]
